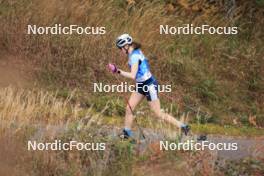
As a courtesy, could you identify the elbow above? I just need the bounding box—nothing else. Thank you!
[131,74,136,80]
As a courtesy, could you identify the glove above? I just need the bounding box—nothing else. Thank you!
[107,63,118,73]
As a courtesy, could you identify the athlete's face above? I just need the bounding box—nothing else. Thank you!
[120,45,129,56]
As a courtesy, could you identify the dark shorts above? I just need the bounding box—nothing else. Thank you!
[136,77,159,101]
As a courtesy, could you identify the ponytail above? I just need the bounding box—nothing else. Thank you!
[131,42,141,50]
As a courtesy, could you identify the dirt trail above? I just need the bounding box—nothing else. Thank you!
[5,120,262,161]
[1,121,263,176]
[124,128,264,160]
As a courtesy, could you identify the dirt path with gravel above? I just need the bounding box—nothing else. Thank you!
[5,121,262,161]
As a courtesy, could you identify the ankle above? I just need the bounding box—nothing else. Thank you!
[123,128,132,137]
[180,124,187,128]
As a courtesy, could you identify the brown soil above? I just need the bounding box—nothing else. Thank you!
[133,154,189,176]
[0,132,29,176]
[0,53,34,88]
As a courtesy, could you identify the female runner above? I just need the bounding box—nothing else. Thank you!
[108,34,190,139]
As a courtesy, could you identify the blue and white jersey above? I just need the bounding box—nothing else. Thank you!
[128,49,152,82]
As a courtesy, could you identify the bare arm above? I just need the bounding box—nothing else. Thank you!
[118,63,138,80]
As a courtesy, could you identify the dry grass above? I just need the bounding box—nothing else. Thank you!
[0,87,263,175]
[0,86,82,125]
[1,0,263,125]
[0,1,263,175]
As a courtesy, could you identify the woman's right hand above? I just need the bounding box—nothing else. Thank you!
[107,63,118,73]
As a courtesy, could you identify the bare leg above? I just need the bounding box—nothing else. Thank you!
[148,99,183,128]
[124,92,144,129]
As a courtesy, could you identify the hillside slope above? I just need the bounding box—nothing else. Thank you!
[0,0,263,125]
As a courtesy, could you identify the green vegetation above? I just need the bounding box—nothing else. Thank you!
[192,124,264,137]
[0,86,263,175]
[0,0,264,175]
[1,0,263,126]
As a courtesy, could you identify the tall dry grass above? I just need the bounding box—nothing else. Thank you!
[0,88,262,175]
[0,0,263,124]
[0,86,82,125]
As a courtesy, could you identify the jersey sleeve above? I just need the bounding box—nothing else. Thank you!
[130,54,141,65]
